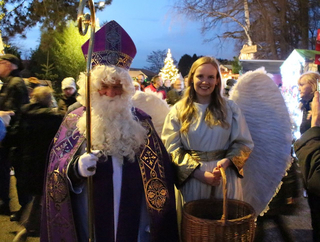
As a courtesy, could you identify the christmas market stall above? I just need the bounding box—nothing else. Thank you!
[280,49,320,139]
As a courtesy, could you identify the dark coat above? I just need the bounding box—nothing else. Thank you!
[294,126,320,241]
[57,91,78,116]
[166,89,183,106]
[294,127,320,197]
[19,103,63,195]
[0,70,29,113]
[300,99,312,135]
[0,69,29,148]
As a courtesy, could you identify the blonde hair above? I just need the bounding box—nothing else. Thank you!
[31,86,53,107]
[179,56,229,134]
[298,71,320,93]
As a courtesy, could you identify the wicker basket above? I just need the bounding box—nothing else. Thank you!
[181,167,256,242]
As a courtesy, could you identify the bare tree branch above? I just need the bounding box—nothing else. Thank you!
[172,0,320,60]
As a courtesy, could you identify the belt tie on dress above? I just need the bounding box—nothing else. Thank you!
[186,149,227,162]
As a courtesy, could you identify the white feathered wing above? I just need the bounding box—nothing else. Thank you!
[132,90,170,137]
[230,68,292,216]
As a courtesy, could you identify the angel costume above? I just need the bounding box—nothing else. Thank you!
[162,99,254,202]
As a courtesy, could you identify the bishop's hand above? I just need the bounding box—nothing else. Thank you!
[78,150,101,177]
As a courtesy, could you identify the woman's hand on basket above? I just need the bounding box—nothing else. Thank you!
[209,158,231,181]
[193,169,221,186]
[216,158,231,170]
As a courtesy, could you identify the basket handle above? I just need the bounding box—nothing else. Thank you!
[220,166,228,225]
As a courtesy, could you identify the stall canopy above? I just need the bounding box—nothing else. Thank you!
[281,49,320,78]
[240,59,284,74]
[280,49,320,139]
[240,59,284,86]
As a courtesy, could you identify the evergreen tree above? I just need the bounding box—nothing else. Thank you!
[177,54,200,77]
[159,49,179,81]
[29,20,90,93]
[232,56,241,74]
[49,21,89,80]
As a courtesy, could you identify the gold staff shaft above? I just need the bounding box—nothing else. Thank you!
[77,1,96,241]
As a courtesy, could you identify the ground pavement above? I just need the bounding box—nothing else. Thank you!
[0,176,313,242]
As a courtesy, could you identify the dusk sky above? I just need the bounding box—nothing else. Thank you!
[13,0,237,68]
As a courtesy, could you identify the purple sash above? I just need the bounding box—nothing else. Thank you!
[41,108,85,242]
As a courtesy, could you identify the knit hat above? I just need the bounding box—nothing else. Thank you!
[61,77,76,90]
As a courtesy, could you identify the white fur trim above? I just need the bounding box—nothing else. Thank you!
[132,91,170,136]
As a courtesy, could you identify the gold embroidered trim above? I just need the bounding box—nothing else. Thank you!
[138,119,169,211]
[171,148,199,187]
[85,50,133,70]
[146,178,168,211]
[226,145,252,176]
[48,170,68,208]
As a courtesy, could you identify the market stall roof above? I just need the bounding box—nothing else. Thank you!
[294,49,320,60]
[240,59,284,74]
[280,49,320,74]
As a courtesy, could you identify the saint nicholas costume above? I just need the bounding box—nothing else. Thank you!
[40,21,179,242]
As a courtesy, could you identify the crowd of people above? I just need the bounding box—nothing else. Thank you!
[0,53,78,241]
[0,19,319,242]
[134,73,186,105]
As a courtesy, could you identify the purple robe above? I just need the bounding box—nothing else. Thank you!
[40,107,179,242]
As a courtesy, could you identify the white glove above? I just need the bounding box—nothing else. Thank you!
[78,150,100,177]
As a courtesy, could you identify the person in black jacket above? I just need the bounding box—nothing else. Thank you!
[294,90,320,242]
[0,54,29,216]
[298,71,320,134]
[166,78,183,106]
[13,86,62,241]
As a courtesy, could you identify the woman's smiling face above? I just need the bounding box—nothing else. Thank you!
[193,63,218,104]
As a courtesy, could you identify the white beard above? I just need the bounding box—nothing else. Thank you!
[77,91,147,162]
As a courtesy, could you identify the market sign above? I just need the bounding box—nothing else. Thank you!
[240,45,257,54]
